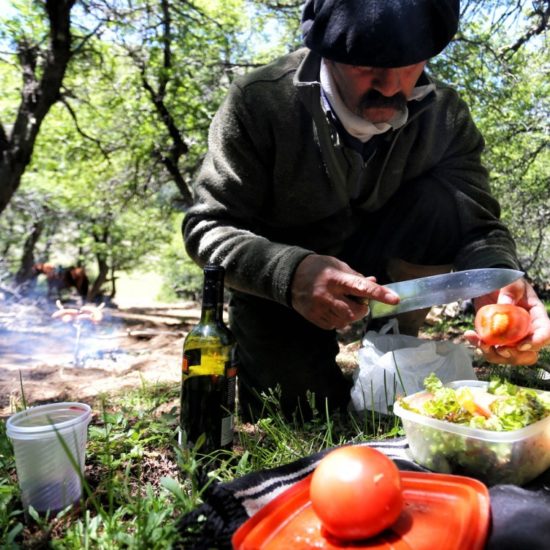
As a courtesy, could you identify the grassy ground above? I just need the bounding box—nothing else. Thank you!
[1,312,549,548]
[0,382,402,548]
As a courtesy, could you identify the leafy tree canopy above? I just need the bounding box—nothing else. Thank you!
[0,0,548,299]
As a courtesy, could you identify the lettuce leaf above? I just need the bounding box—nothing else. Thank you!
[402,374,550,431]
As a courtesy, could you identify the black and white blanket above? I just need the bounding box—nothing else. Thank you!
[176,438,550,549]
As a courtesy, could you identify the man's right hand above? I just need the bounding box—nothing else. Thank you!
[290,254,399,330]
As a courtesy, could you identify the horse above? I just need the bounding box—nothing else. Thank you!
[32,263,89,302]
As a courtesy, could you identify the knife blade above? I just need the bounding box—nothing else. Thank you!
[369,268,524,319]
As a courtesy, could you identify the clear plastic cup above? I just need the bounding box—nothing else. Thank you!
[6,402,92,513]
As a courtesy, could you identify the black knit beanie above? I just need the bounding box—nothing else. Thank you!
[301,0,460,67]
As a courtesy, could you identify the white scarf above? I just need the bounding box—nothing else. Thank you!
[320,60,435,143]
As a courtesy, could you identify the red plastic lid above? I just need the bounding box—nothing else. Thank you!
[232,471,490,550]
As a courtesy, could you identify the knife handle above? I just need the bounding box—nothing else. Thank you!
[346,294,369,306]
[346,295,372,326]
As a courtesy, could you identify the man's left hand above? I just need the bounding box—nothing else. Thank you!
[464,278,550,365]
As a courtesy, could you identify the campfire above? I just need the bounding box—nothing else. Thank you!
[1,295,184,417]
[51,301,106,366]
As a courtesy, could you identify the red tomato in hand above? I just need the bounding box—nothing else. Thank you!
[474,304,531,346]
[310,446,403,541]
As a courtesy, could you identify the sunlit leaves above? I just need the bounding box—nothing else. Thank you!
[1,0,547,287]
[429,0,549,279]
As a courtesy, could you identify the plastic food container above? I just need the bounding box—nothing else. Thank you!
[394,380,550,486]
[232,471,490,550]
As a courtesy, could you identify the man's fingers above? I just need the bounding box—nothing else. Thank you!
[464,330,540,366]
[369,283,400,304]
[330,296,369,324]
[484,347,539,366]
[290,254,405,329]
[342,274,399,305]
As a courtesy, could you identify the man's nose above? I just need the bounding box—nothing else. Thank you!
[371,68,401,97]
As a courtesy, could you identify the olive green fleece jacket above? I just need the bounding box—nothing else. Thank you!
[183,49,518,306]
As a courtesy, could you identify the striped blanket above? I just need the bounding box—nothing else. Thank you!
[176,437,550,549]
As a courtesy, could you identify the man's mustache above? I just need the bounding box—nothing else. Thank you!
[357,90,407,112]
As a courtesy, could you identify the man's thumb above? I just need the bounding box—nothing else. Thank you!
[497,279,525,305]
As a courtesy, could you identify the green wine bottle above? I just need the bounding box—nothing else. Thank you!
[180,265,237,454]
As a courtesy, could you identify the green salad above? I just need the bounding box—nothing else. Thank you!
[396,375,550,485]
[401,373,550,431]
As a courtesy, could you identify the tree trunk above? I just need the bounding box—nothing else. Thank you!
[109,264,117,299]
[15,220,44,285]
[89,257,109,303]
[0,0,75,215]
[137,0,193,207]
[88,228,110,303]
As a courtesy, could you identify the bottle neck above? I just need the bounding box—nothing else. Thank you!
[200,304,218,324]
[200,266,224,324]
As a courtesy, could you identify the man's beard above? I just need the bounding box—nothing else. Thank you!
[356,89,407,118]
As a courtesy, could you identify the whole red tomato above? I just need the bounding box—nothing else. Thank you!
[474,304,531,346]
[310,446,403,541]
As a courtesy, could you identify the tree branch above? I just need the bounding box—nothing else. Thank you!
[140,71,189,157]
[154,150,193,206]
[159,0,171,98]
[0,0,76,215]
[71,22,105,56]
[0,122,8,152]
[122,1,193,206]
[501,2,550,58]
[60,96,111,159]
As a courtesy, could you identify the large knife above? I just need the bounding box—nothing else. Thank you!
[369,268,524,319]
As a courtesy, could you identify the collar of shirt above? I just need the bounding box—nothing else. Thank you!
[320,59,435,143]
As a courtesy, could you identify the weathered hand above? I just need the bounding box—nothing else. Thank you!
[463,278,550,365]
[290,254,399,330]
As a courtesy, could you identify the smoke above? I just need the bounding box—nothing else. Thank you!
[0,301,128,369]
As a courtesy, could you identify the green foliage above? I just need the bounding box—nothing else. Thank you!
[0,420,24,547]
[429,0,550,281]
[1,383,186,548]
[0,0,293,294]
[245,0,303,62]
[1,0,548,293]
[156,215,203,301]
[0,51,20,122]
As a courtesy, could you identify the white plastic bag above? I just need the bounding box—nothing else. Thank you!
[350,319,476,414]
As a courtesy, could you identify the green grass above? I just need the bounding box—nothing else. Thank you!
[2,306,549,548]
[1,384,188,549]
[476,347,550,390]
[0,382,400,548]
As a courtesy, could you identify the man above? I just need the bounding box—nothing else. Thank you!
[183,0,550,421]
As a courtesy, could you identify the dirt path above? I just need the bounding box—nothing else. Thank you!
[0,300,202,418]
[0,297,367,419]
[2,297,493,419]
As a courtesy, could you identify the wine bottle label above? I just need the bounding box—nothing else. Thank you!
[183,349,226,376]
[223,372,237,409]
[182,349,200,373]
[220,414,234,446]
